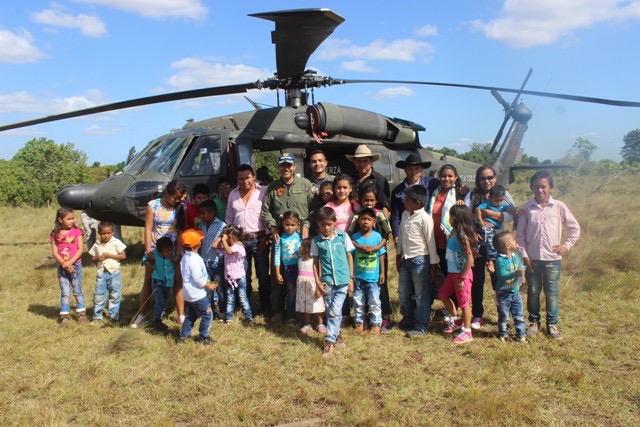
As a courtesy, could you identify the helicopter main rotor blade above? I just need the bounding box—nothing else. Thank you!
[491,115,511,154]
[0,82,258,132]
[342,79,640,107]
[250,9,344,80]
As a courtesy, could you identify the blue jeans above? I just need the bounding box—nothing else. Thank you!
[58,261,85,315]
[179,297,213,340]
[206,261,225,319]
[225,276,253,321]
[324,283,348,343]
[283,265,298,321]
[496,290,526,337]
[244,238,271,314]
[398,255,432,332]
[526,260,561,325]
[93,270,122,320]
[152,280,172,321]
[353,280,382,326]
[480,226,498,260]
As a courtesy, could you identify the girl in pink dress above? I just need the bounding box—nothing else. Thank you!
[323,174,359,232]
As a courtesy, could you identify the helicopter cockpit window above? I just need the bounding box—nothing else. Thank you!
[179,135,222,176]
[146,137,188,175]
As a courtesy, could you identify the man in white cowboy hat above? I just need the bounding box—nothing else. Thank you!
[346,145,390,214]
[390,153,438,242]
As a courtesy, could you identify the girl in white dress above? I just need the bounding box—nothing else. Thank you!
[295,238,326,334]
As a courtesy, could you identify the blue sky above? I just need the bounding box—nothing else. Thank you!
[1,0,639,164]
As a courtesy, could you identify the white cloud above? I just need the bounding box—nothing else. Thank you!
[74,0,208,20]
[372,86,415,99]
[31,9,107,38]
[84,124,121,135]
[0,89,108,115]
[471,0,640,48]
[166,58,273,90]
[340,60,376,73]
[414,24,438,38]
[0,29,45,64]
[317,38,435,62]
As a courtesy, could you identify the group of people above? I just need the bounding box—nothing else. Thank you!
[50,145,580,356]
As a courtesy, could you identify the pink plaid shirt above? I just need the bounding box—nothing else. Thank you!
[516,196,580,261]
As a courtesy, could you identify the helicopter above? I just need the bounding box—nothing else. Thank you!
[1,8,639,227]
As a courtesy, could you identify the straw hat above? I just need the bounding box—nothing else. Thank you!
[346,145,381,162]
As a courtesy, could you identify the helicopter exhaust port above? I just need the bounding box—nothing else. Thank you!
[306,102,419,148]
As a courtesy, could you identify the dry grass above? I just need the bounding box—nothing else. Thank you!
[0,176,638,426]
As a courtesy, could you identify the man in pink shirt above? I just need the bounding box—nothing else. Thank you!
[225,164,271,316]
[516,170,580,340]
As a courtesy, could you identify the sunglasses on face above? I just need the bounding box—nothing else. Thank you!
[480,176,495,181]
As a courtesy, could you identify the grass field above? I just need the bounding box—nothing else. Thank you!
[0,175,638,426]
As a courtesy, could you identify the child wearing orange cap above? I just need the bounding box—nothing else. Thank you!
[178,228,217,345]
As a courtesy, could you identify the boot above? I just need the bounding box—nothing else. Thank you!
[59,314,70,327]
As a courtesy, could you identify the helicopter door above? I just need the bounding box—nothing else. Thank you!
[226,138,253,179]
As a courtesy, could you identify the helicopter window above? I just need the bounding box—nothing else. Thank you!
[146,137,188,175]
[124,138,163,174]
[180,135,222,176]
[372,149,394,185]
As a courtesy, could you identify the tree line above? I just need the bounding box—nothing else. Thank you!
[1,131,639,207]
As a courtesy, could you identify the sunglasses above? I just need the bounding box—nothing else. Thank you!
[480,176,495,181]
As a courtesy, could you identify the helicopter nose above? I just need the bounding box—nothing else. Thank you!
[57,183,99,210]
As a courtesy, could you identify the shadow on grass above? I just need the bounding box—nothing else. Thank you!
[28,303,60,320]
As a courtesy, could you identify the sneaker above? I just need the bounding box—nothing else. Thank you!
[516,336,527,343]
[244,318,257,327]
[153,320,169,332]
[177,314,186,326]
[195,336,212,345]
[499,336,508,342]
[547,324,563,339]
[322,340,334,358]
[299,325,312,334]
[335,335,347,349]
[353,323,364,335]
[470,317,483,330]
[108,318,118,327]
[223,319,233,325]
[130,313,147,329]
[176,337,187,344]
[406,329,425,339]
[317,324,327,334]
[526,322,540,336]
[443,318,463,334]
[59,314,70,327]
[76,312,87,323]
[91,317,103,325]
[370,325,381,336]
[453,329,473,344]
[380,319,391,334]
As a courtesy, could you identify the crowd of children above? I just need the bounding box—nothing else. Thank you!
[51,168,580,354]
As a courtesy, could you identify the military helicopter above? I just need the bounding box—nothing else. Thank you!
[1,8,639,226]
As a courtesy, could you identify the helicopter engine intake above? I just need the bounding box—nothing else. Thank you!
[307,102,418,148]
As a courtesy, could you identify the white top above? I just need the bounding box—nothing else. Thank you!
[397,209,440,263]
[180,251,209,302]
[89,237,126,277]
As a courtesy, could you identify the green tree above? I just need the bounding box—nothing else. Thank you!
[12,137,88,205]
[621,129,640,164]
[460,143,497,165]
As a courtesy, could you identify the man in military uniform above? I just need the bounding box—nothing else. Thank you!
[261,152,314,321]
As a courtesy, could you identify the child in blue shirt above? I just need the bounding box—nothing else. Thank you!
[178,229,217,344]
[150,237,175,331]
[273,211,302,325]
[198,200,226,321]
[476,184,513,262]
[351,207,386,336]
[488,231,527,342]
[312,206,355,358]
